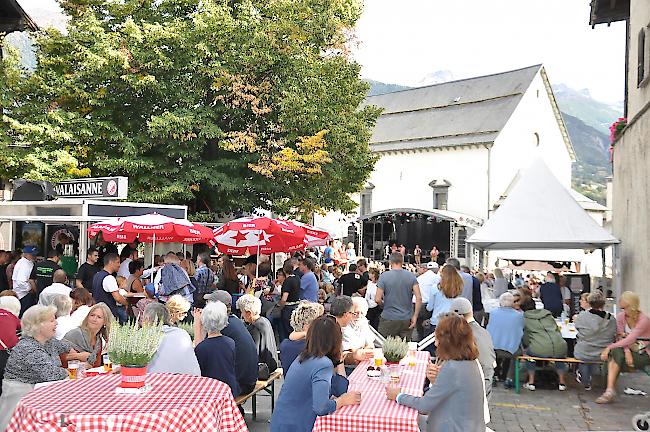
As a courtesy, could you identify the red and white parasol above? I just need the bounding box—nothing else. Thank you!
[88,213,214,267]
[291,221,332,247]
[212,216,308,256]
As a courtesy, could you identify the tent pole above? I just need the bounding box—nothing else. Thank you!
[256,229,260,279]
[152,234,156,270]
[601,248,606,278]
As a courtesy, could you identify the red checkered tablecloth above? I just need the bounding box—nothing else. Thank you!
[7,373,247,432]
[313,351,430,432]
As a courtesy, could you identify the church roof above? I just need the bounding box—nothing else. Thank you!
[0,0,38,33]
[365,65,574,159]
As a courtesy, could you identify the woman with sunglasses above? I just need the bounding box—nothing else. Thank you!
[271,315,361,432]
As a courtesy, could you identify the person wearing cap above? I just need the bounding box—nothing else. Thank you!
[200,291,258,395]
[414,262,440,340]
[13,246,38,316]
[143,302,200,376]
[449,297,496,401]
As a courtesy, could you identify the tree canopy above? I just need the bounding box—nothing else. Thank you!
[0,0,379,220]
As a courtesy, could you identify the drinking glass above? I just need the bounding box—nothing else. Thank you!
[103,354,112,372]
[68,361,79,380]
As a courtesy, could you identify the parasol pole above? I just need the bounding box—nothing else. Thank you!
[152,233,156,270]
[256,229,261,279]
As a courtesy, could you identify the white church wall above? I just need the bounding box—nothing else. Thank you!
[489,71,573,212]
[365,146,489,219]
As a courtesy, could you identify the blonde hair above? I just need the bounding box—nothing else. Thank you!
[181,259,196,277]
[439,264,463,299]
[21,305,56,338]
[493,268,504,279]
[290,301,324,332]
[620,291,641,318]
[81,303,112,341]
[165,295,191,323]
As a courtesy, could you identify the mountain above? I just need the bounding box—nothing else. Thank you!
[552,84,622,136]
[366,78,616,205]
[366,79,410,96]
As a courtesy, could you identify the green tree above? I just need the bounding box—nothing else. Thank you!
[0,0,379,219]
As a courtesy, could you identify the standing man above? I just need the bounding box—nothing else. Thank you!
[375,253,421,340]
[298,258,318,302]
[13,246,37,316]
[29,250,61,296]
[192,252,215,308]
[92,253,128,323]
[118,248,138,278]
[430,245,439,264]
[95,234,118,267]
[414,262,440,340]
[450,297,496,401]
[76,247,100,291]
[447,258,473,304]
[462,265,485,326]
[278,260,301,341]
[356,258,369,280]
[323,240,335,265]
[413,245,422,265]
[539,273,564,317]
[338,264,367,297]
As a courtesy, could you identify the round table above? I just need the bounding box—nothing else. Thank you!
[7,373,247,432]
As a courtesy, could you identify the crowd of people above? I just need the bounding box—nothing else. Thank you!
[0,241,649,431]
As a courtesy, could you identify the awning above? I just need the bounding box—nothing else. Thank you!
[359,208,482,228]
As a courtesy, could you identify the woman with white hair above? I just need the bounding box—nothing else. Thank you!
[486,291,524,388]
[144,302,200,376]
[63,303,112,368]
[194,301,238,395]
[52,294,76,340]
[492,268,509,298]
[237,294,279,374]
[0,305,73,430]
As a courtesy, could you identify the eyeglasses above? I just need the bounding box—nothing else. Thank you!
[347,311,360,317]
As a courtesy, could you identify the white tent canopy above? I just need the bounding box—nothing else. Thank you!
[468,159,619,250]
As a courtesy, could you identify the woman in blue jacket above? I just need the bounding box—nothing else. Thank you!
[270,315,361,432]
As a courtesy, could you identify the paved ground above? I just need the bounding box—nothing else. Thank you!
[244,370,650,431]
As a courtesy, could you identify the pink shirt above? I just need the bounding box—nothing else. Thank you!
[607,311,650,356]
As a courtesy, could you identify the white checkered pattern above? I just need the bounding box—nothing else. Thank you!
[7,373,247,432]
[313,351,430,432]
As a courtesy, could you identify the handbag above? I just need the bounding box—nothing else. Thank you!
[258,362,270,380]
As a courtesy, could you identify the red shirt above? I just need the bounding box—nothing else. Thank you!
[0,308,20,349]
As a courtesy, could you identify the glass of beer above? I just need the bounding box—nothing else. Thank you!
[103,354,112,372]
[373,348,383,367]
[68,361,80,380]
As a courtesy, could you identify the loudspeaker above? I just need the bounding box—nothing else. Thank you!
[12,179,57,201]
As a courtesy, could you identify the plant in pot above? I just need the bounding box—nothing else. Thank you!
[382,336,409,365]
[106,320,163,389]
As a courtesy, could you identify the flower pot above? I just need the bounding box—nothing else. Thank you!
[120,365,148,388]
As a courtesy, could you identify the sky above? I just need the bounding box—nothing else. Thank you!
[353,0,627,103]
[22,0,627,103]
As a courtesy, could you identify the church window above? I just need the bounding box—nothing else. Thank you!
[429,179,451,210]
[360,183,374,216]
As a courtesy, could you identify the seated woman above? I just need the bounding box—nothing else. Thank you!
[194,301,238,396]
[63,303,112,368]
[52,294,76,340]
[271,315,361,432]
[521,297,568,391]
[69,287,93,324]
[126,259,145,293]
[279,301,324,375]
[385,313,487,432]
[596,291,650,403]
[486,292,524,388]
[143,302,200,375]
[0,305,73,430]
[165,294,191,324]
[237,294,279,373]
[573,290,616,390]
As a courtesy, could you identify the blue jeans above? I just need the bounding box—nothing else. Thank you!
[114,306,128,324]
[577,363,595,387]
[524,349,567,375]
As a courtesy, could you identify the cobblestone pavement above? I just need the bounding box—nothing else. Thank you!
[245,371,650,432]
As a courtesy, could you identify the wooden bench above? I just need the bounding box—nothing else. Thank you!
[514,355,604,394]
[235,369,283,420]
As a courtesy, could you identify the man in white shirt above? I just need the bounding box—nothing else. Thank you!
[414,262,440,340]
[39,269,72,306]
[117,249,138,278]
[13,246,37,316]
